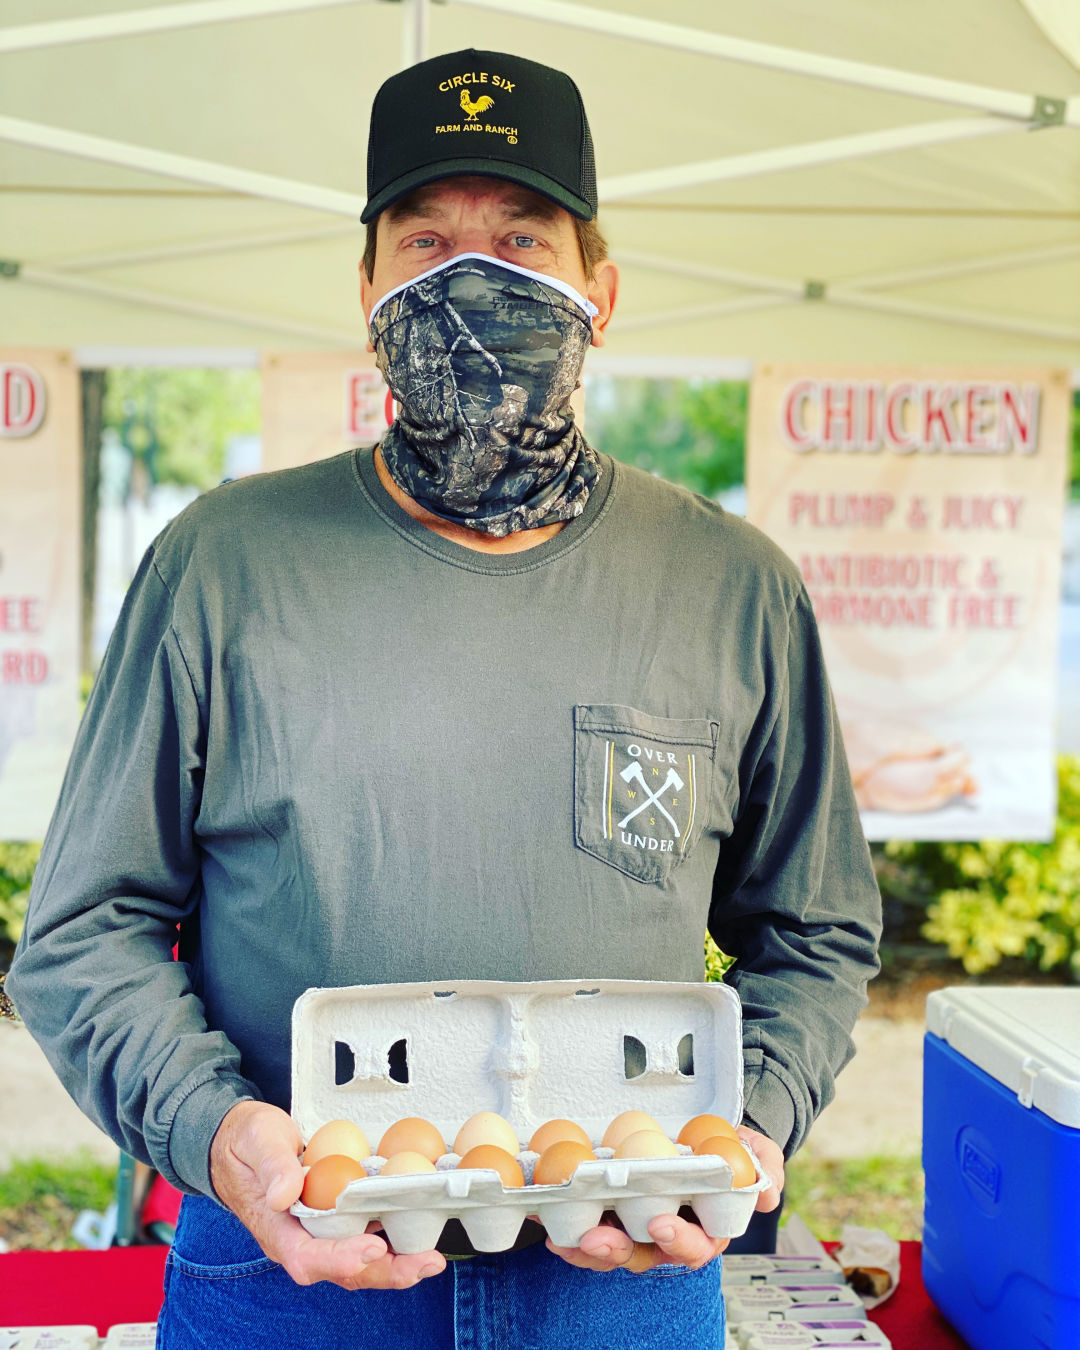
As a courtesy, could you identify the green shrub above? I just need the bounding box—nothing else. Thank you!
[705,933,736,981]
[0,842,40,946]
[885,755,1080,978]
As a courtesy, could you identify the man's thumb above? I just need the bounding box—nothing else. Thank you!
[244,1108,304,1211]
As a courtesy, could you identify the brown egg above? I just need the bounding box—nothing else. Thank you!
[694,1135,758,1187]
[302,1119,371,1168]
[300,1153,367,1209]
[377,1117,446,1163]
[532,1140,597,1185]
[457,1144,525,1188]
[453,1111,519,1157]
[677,1113,739,1151]
[614,1129,679,1160]
[601,1110,663,1150]
[379,1150,438,1176]
[529,1119,592,1154]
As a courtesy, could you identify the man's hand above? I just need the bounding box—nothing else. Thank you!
[209,1101,447,1290]
[546,1125,784,1274]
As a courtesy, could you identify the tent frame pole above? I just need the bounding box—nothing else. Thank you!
[825,289,1080,343]
[15,263,364,345]
[598,119,1018,201]
[0,114,367,217]
[3,0,1075,129]
[621,287,1080,344]
[0,0,374,53]
[620,239,1080,298]
[400,0,429,68]
[849,240,1080,291]
[0,111,1021,224]
[38,222,358,272]
[455,0,1078,126]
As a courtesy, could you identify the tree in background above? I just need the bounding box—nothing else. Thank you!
[585,377,747,497]
[1072,390,1080,496]
[103,368,261,492]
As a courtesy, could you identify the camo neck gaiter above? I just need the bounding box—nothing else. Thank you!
[368,252,601,538]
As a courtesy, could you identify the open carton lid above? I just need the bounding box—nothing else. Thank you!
[291,978,745,1145]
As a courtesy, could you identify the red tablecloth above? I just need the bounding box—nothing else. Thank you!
[0,1245,167,1335]
[842,1241,970,1350]
[1,1240,971,1345]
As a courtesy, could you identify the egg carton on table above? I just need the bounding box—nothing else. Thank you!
[722,1256,847,1288]
[101,1326,158,1349]
[734,1325,891,1350]
[725,1285,868,1325]
[0,1333,99,1350]
[289,978,771,1253]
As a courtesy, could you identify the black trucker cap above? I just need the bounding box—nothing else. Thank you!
[361,48,597,224]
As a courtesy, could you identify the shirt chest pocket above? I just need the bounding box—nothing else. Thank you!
[573,704,718,885]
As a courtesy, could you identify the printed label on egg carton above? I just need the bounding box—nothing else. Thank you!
[101,1327,159,1349]
[734,1324,892,1350]
[289,978,772,1253]
[0,1332,100,1350]
[725,1285,868,1325]
[723,1254,846,1284]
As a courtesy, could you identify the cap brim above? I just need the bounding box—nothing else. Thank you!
[360,158,594,224]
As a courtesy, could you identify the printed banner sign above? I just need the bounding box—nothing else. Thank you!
[747,364,1070,840]
[261,351,586,473]
[261,352,393,473]
[0,349,81,841]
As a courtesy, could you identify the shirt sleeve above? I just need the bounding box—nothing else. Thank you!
[708,584,882,1159]
[6,542,260,1197]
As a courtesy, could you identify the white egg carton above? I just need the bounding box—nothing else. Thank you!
[289,978,772,1253]
[735,1325,891,1350]
[0,1333,99,1350]
[722,1253,846,1287]
[100,1327,158,1349]
[726,1285,868,1325]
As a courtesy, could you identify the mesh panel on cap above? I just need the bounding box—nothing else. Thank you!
[580,125,596,208]
[366,105,377,193]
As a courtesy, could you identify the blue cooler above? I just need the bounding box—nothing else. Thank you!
[923,987,1080,1350]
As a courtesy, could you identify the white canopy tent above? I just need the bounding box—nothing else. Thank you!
[1,0,1079,374]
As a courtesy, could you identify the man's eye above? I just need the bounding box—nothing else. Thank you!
[410,236,438,249]
[510,235,537,249]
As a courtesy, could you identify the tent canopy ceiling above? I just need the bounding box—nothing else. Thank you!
[2,0,1079,369]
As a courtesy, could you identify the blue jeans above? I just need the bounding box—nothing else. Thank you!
[157,1196,725,1349]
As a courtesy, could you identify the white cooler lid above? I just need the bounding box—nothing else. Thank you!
[926,986,1080,1128]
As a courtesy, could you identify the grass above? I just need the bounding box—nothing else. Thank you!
[0,1151,925,1252]
[782,1153,924,1242]
[0,1153,118,1251]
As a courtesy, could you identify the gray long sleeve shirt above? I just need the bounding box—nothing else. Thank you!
[9,448,881,1198]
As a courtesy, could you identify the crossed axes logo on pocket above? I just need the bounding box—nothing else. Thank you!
[617,760,684,838]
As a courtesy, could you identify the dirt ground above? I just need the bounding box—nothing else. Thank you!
[1,979,934,1173]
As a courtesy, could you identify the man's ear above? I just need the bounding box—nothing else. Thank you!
[359,263,375,354]
[587,259,619,349]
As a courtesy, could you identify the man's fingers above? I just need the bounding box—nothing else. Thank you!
[264,1162,304,1213]
[545,1238,624,1273]
[343,1251,448,1291]
[736,1126,785,1213]
[214,1101,305,1212]
[271,1216,390,1285]
[241,1117,305,1211]
[647,1213,727,1269]
[257,1208,449,1291]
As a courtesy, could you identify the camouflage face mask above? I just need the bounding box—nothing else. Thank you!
[368,253,601,538]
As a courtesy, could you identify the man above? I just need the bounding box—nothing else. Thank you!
[8,48,880,1349]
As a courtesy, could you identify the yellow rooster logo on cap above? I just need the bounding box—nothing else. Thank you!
[460,87,495,121]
